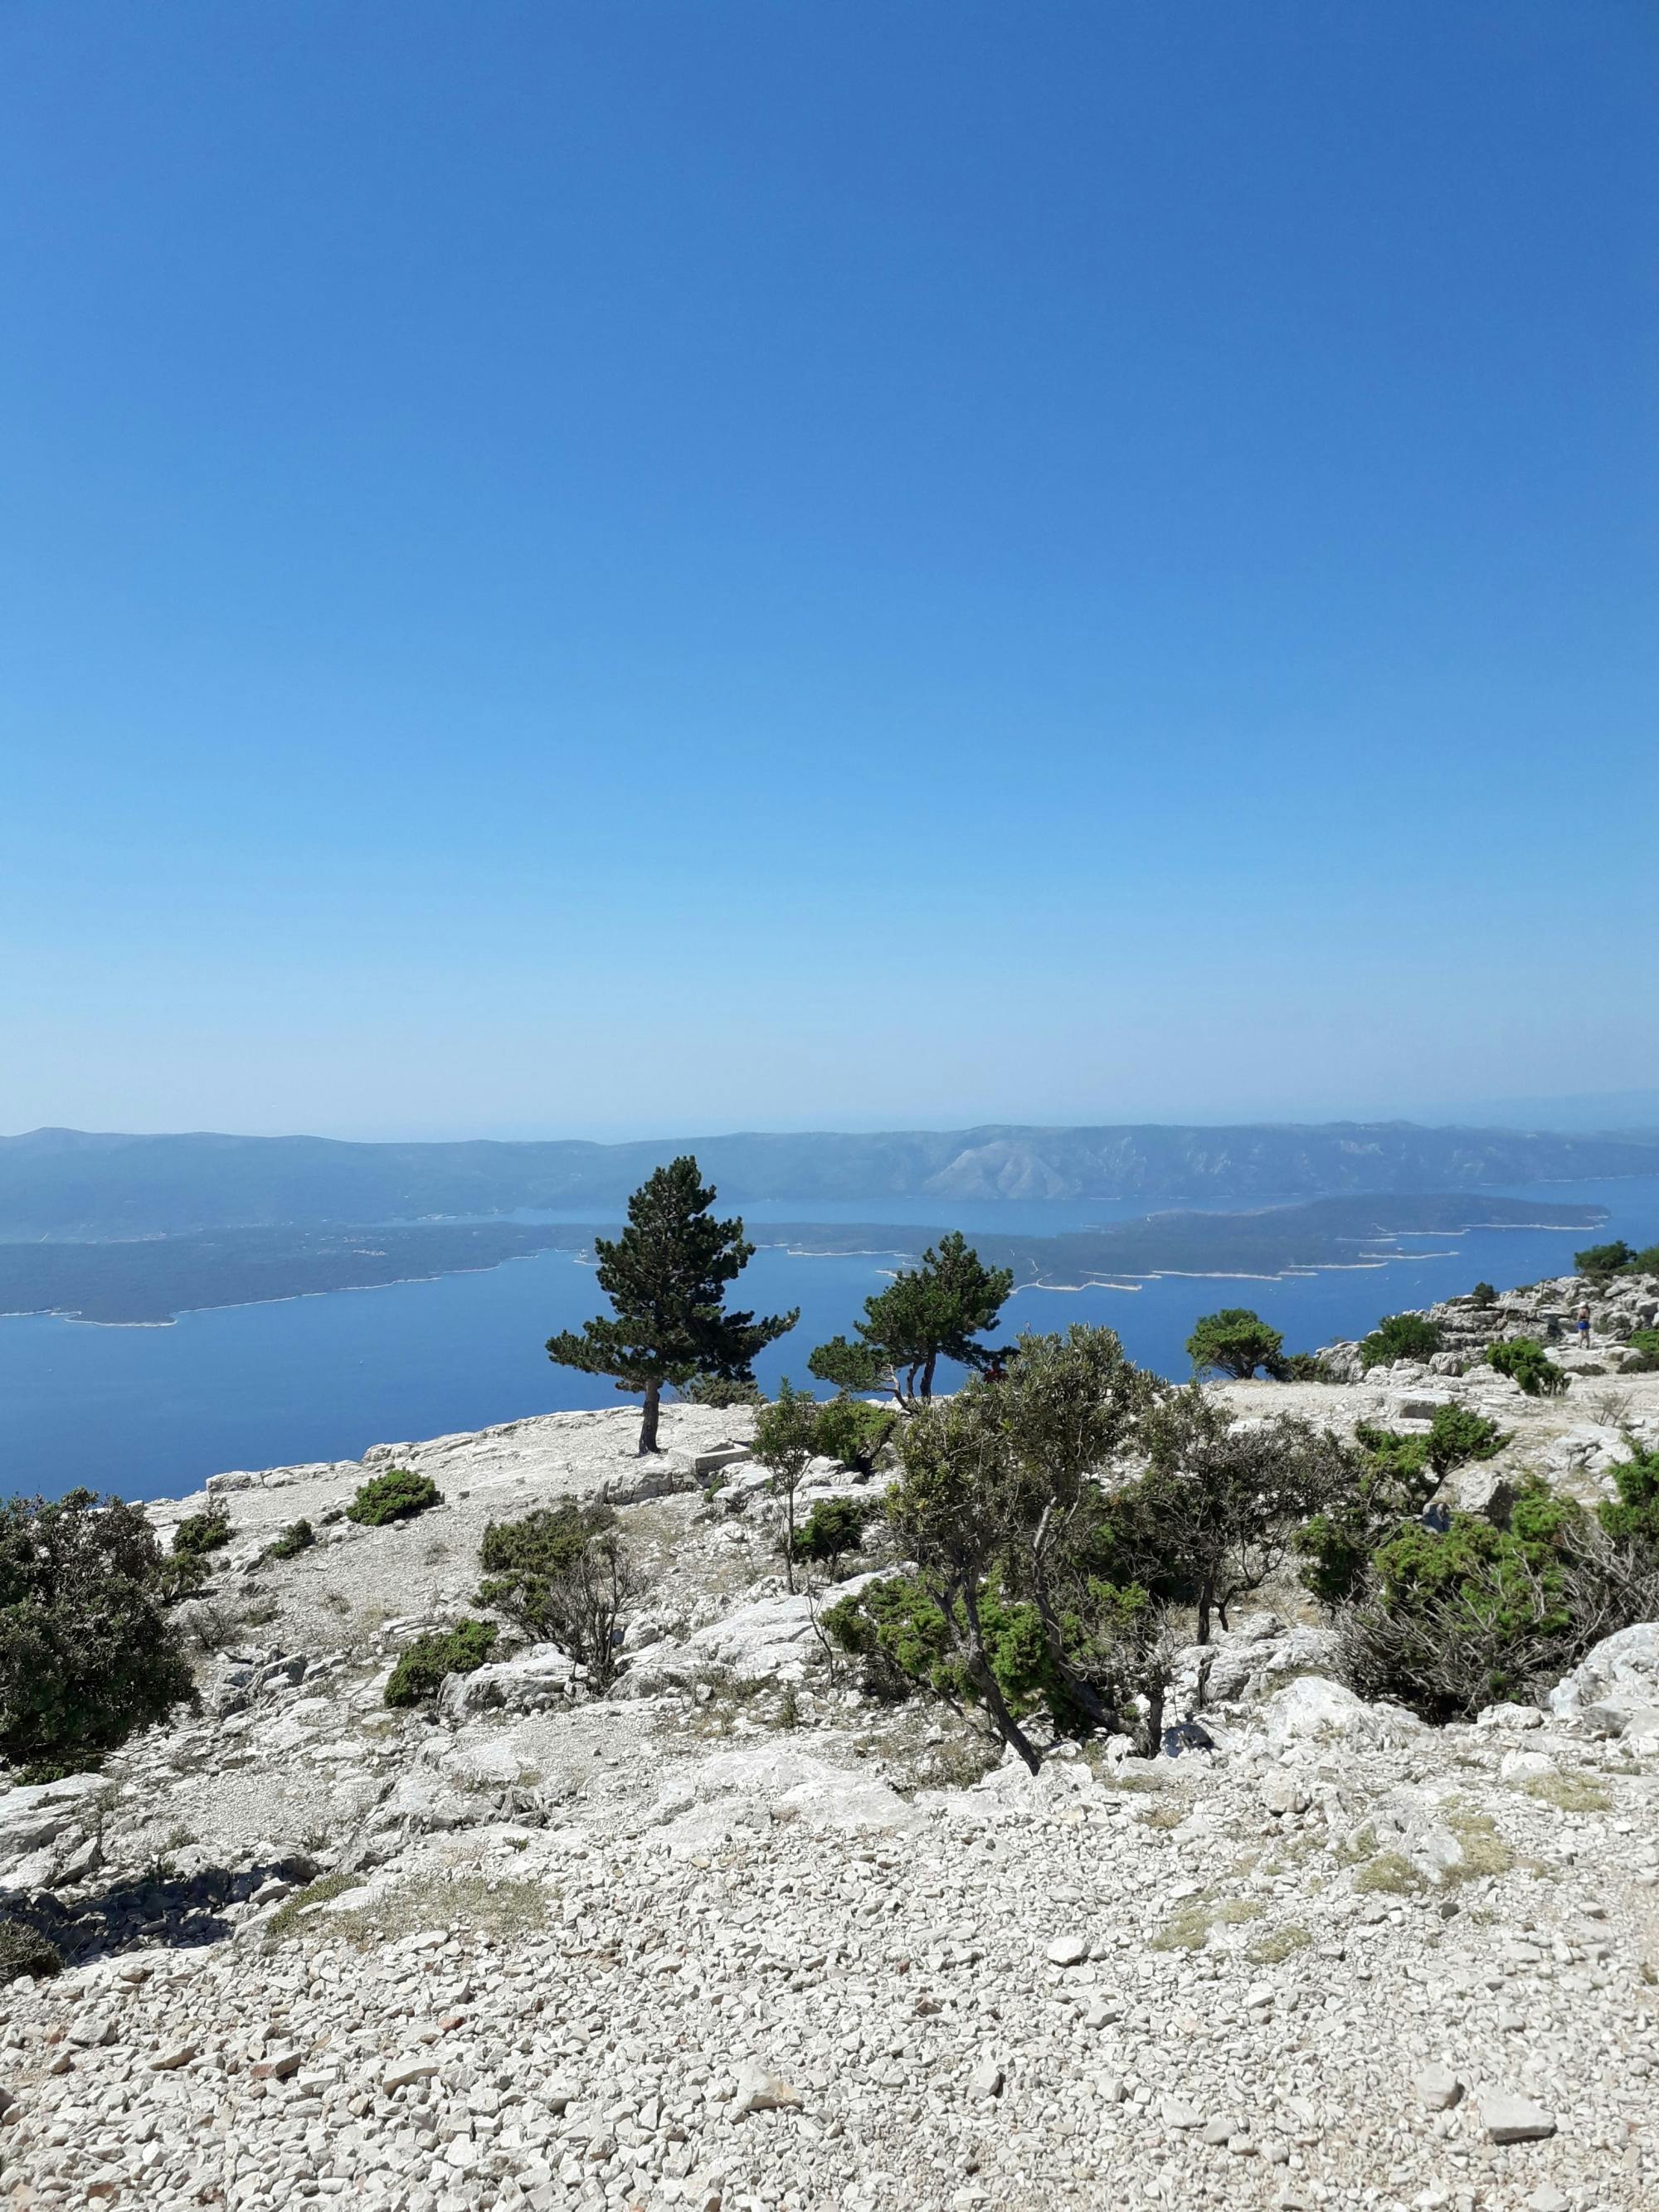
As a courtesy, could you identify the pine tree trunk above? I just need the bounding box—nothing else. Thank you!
[921,1349,939,1399]
[638,1383,661,1456]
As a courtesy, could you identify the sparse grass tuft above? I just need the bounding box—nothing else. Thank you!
[1517,1771,1612,1815]
[263,1871,365,1945]
[1355,1851,1422,1896]
[329,1873,550,1947]
[1248,1923,1311,1965]
[1151,1894,1264,1952]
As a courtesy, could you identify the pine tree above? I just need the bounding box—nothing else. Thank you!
[808,1230,1012,1405]
[546,1157,797,1453]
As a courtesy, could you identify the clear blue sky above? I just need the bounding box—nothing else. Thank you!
[2,2,1654,1140]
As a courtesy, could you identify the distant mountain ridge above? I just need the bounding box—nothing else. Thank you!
[2,1121,1657,1241]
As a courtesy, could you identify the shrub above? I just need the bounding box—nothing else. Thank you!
[383,1620,497,1707]
[1126,1391,1355,1642]
[173,1505,231,1559]
[476,1503,640,1690]
[813,1397,896,1474]
[1423,1404,1508,1475]
[830,1327,1169,1765]
[1598,1448,1659,1554]
[753,1380,822,1591]
[265,1519,314,1562]
[1338,1480,1581,1719]
[0,1489,196,1767]
[1470,1282,1497,1308]
[1576,1240,1636,1279]
[347,1469,441,1526]
[1279,1350,1330,1382]
[675,1374,763,1408]
[791,1495,879,1569]
[0,1918,62,1986]
[1486,1339,1568,1398]
[1185,1309,1287,1381]
[1336,1475,1659,1721]
[1357,1313,1442,1370]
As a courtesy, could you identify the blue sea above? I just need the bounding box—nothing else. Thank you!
[4,1178,1657,1503]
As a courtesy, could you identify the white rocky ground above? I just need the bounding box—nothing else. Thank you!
[4,1285,1659,2212]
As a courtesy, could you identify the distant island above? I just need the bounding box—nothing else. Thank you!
[0,1193,1604,1326]
[0,1119,1654,1240]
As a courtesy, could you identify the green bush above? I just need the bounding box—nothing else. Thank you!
[264,1519,314,1562]
[1486,1339,1568,1398]
[1470,1281,1497,1308]
[791,1495,879,1568]
[0,1918,62,1986]
[1185,1308,1287,1381]
[173,1506,231,1558]
[0,1489,195,1766]
[675,1374,763,1408]
[1575,1240,1636,1279]
[1598,1448,1659,1554]
[1357,1313,1442,1370]
[1279,1350,1330,1382]
[476,1503,640,1689]
[347,1469,441,1527]
[1423,1404,1508,1475]
[813,1398,897,1474]
[383,1620,497,1707]
[1573,1239,1659,1280]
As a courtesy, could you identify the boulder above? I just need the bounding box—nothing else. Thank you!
[1260,1675,1424,1757]
[1547,1622,1659,1732]
[436,1646,580,1721]
[645,1743,919,1855]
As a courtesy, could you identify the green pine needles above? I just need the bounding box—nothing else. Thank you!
[546,1157,796,1453]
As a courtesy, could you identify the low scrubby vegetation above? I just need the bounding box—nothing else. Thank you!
[1358,1313,1443,1369]
[0,1918,62,1986]
[0,1489,195,1767]
[1486,1338,1569,1398]
[1574,1239,1659,1281]
[383,1620,498,1707]
[347,1469,442,1526]
[264,1518,315,1562]
[477,1501,640,1689]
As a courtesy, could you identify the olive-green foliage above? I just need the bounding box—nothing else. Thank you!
[173,1506,231,1559]
[1120,1389,1355,1642]
[1621,1328,1659,1375]
[1185,1308,1286,1381]
[264,1519,314,1562]
[812,1397,896,1474]
[1470,1282,1497,1307]
[1598,1448,1659,1554]
[808,1232,1012,1405]
[1280,1351,1329,1381]
[1340,1480,1585,1719]
[829,1326,1165,1767]
[1357,1312,1443,1369]
[347,1469,442,1526]
[383,1620,497,1707]
[791,1495,879,1568]
[475,1501,640,1689]
[1486,1339,1569,1398]
[546,1155,796,1453]
[675,1374,763,1408]
[1297,1409,1505,1610]
[476,1501,611,1626]
[752,1379,822,1590]
[0,1918,62,1985]
[1576,1240,1636,1279]
[1423,1404,1509,1475]
[0,1489,196,1766]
